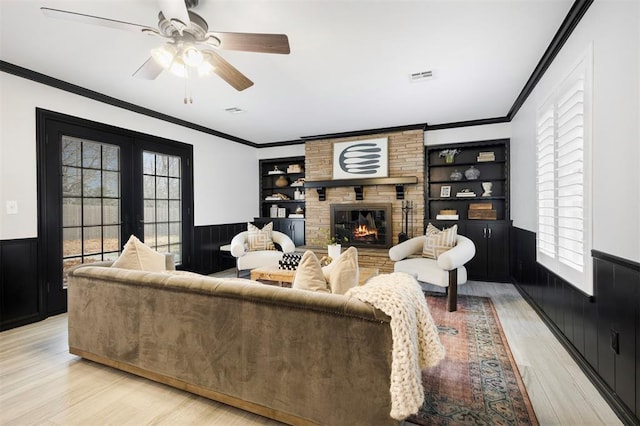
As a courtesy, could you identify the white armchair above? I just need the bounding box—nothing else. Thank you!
[389,235,476,312]
[230,230,296,275]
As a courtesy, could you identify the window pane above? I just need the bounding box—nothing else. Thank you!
[144,224,156,247]
[169,178,180,199]
[103,198,120,225]
[157,200,169,222]
[82,141,102,169]
[156,176,169,199]
[157,155,169,176]
[103,225,120,253]
[169,222,181,244]
[157,223,169,247]
[144,175,155,198]
[63,198,81,227]
[169,200,180,222]
[144,199,156,223]
[168,157,180,177]
[83,198,102,226]
[103,171,120,197]
[62,167,82,197]
[63,227,81,257]
[103,145,120,171]
[62,137,81,167]
[83,226,102,255]
[83,169,101,197]
[143,152,155,174]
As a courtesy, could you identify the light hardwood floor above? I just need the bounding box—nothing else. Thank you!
[0,271,622,425]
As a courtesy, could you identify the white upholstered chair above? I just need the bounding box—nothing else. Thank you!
[230,230,296,276]
[389,235,476,312]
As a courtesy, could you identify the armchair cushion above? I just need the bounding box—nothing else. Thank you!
[246,222,276,251]
[422,224,457,259]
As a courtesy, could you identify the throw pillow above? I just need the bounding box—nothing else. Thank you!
[111,235,166,272]
[422,224,457,260]
[246,222,276,251]
[292,251,330,293]
[322,246,359,295]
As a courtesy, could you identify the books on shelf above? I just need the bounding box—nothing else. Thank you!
[477,151,496,162]
[288,213,304,219]
[436,214,459,220]
[456,191,476,197]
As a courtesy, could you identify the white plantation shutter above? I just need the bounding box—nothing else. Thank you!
[535,49,592,295]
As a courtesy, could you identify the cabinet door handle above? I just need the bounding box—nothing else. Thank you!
[488,227,492,238]
[483,228,487,238]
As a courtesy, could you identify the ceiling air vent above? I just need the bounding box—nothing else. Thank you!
[224,107,245,114]
[410,70,433,83]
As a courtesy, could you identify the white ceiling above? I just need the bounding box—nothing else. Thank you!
[0,0,573,144]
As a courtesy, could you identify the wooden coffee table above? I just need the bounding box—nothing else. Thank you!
[250,265,379,287]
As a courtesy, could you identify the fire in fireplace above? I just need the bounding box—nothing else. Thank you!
[330,203,392,249]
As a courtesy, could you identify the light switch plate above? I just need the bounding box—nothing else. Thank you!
[6,200,18,215]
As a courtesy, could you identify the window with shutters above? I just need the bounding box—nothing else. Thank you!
[535,48,593,295]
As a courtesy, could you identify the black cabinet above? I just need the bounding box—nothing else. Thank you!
[426,139,510,282]
[465,221,510,282]
[253,218,305,247]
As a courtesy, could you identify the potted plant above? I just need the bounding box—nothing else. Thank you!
[439,148,461,164]
[315,228,349,261]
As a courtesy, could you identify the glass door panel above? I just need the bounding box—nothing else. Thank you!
[142,151,183,264]
[61,136,121,284]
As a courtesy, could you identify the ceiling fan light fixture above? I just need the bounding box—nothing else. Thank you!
[169,57,188,78]
[151,44,176,69]
[182,45,203,67]
[197,59,215,77]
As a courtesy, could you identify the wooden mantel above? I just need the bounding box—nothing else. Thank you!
[304,176,418,200]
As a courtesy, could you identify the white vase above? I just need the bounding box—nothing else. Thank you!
[327,244,342,260]
[481,182,493,196]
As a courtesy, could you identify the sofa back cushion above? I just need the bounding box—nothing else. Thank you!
[292,251,330,293]
[111,235,166,272]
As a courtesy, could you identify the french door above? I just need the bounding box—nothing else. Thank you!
[38,110,193,316]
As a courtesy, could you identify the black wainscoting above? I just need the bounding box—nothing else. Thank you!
[1,238,41,331]
[511,226,640,425]
[193,223,246,274]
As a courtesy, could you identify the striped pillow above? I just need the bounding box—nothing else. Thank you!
[247,222,276,251]
[422,224,457,259]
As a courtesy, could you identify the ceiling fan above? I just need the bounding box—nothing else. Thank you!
[41,0,290,97]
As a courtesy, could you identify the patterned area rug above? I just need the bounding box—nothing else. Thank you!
[408,293,539,426]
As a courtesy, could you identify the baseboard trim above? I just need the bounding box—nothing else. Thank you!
[511,280,639,426]
[69,347,320,426]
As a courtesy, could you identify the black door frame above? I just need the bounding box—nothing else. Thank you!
[36,108,194,317]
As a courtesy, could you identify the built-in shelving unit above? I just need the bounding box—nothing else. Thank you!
[426,139,511,282]
[256,156,306,246]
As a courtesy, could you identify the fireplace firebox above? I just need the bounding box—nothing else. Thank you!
[330,203,392,249]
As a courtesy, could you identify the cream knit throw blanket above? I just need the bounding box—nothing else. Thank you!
[346,272,445,420]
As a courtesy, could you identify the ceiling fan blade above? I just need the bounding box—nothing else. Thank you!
[132,57,165,80]
[41,7,157,35]
[203,50,253,91]
[158,0,191,30]
[206,32,290,54]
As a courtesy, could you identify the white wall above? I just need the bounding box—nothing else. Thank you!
[511,0,640,263]
[425,122,511,146]
[256,144,305,160]
[0,72,259,239]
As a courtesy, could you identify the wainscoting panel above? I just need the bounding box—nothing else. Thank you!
[0,238,41,331]
[193,223,245,274]
[511,226,640,424]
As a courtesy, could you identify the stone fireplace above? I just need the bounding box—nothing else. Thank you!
[304,128,425,272]
[330,203,392,249]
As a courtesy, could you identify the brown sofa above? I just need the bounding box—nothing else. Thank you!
[67,265,397,426]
